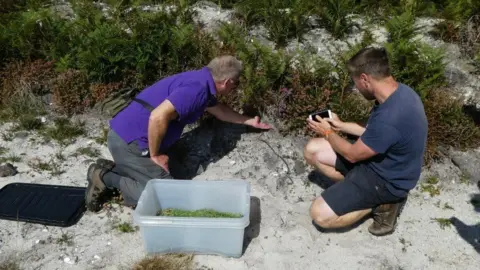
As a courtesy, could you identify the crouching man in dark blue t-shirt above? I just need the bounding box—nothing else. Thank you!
[303,47,428,236]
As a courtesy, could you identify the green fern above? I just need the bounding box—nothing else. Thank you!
[315,0,356,39]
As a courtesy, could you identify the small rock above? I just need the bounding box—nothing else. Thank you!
[42,229,48,232]
[107,242,111,246]
[229,160,235,165]
[0,163,18,177]
[94,255,101,260]
[40,117,46,123]
[35,240,40,244]
[293,161,306,175]
[64,257,74,264]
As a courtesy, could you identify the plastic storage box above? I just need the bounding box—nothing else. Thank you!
[133,179,251,258]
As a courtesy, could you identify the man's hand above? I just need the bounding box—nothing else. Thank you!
[307,116,332,136]
[151,154,170,173]
[325,112,345,132]
[244,116,272,130]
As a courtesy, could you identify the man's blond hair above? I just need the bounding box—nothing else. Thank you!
[207,55,243,81]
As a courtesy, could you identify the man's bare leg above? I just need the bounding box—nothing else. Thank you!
[310,196,371,229]
[304,138,344,182]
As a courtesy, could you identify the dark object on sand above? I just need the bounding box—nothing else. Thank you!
[0,182,86,227]
[0,163,18,177]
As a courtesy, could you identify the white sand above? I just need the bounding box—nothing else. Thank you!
[0,113,479,270]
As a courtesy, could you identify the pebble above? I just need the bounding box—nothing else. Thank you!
[40,117,46,123]
[107,242,111,246]
[42,229,48,232]
[64,257,74,264]
[94,255,101,260]
[35,240,40,244]
[229,160,236,165]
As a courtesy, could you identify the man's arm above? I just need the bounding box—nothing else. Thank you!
[339,122,366,137]
[148,100,178,157]
[206,103,250,124]
[325,132,376,163]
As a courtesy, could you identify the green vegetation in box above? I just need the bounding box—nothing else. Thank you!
[157,208,243,218]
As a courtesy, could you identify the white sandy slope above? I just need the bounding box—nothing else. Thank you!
[0,113,479,270]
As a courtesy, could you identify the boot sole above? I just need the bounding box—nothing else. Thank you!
[369,197,408,237]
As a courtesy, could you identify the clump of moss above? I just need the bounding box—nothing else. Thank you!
[156,208,243,218]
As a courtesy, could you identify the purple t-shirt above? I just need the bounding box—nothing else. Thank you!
[109,67,217,152]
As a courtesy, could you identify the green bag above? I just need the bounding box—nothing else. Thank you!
[95,86,154,118]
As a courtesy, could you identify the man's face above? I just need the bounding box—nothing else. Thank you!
[352,74,375,100]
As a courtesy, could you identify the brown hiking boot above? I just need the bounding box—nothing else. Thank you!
[96,158,115,170]
[368,196,408,236]
[85,163,107,212]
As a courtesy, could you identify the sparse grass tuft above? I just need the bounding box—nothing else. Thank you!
[74,147,101,158]
[420,175,441,197]
[433,218,452,229]
[56,232,74,246]
[41,117,86,145]
[13,115,43,131]
[156,208,243,218]
[94,128,109,145]
[0,147,7,155]
[116,222,136,233]
[28,158,65,176]
[443,203,454,210]
[0,154,21,163]
[132,253,194,270]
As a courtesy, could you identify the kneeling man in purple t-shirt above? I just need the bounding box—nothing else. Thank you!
[85,55,272,212]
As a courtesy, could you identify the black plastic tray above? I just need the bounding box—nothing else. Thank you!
[0,182,87,227]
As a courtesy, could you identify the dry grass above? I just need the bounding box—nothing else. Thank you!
[132,254,194,270]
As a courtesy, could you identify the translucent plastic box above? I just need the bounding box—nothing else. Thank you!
[132,179,251,258]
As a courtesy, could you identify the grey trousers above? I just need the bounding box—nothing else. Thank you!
[103,129,173,206]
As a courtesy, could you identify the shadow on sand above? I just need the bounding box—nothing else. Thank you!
[167,118,267,180]
[449,217,480,254]
[242,196,261,254]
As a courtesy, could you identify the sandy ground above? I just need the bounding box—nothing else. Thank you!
[0,112,479,270]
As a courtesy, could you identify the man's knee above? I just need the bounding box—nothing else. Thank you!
[310,196,338,228]
[304,138,329,164]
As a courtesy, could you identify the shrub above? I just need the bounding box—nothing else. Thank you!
[385,11,447,101]
[0,6,66,62]
[51,69,91,115]
[423,88,480,164]
[0,59,55,119]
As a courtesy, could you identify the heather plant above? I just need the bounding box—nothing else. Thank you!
[51,69,91,115]
[423,88,480,163]
[0,59,56,120]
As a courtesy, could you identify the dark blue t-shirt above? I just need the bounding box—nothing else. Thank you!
[360,83,428,197]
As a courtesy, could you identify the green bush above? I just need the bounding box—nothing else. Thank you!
[385,11,447,101]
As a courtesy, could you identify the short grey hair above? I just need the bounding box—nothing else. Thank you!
[207,55,243,81]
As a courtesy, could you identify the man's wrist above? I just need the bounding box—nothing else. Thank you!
[324,129,334,139]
